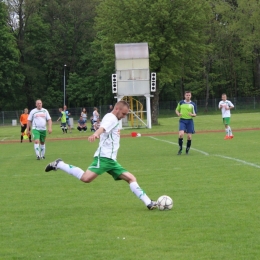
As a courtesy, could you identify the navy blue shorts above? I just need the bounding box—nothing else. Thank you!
[179,118,195,134]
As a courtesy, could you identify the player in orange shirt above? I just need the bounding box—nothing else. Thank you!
[20,108,31,143]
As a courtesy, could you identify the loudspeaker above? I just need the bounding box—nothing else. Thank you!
[112,74,117,93]
[151,72,156,92]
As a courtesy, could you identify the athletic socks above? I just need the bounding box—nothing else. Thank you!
[186,140,191,153]
[228,126,233,136]
[178,138,183,151]
[225,128,229,136]
[40,144,45,157]
[57,161,84,180]
[34,144,40,156]
[130,182,151,206]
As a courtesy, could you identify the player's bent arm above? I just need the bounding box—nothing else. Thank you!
[88,127,105,142]
[189,112,196,117]
[175,110,181,117]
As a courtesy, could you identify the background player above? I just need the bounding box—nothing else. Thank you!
[57,108,67,133]
[218,93,234,139]
[175,91,197,155]
[20,108,32,143]
[26,100,52,160]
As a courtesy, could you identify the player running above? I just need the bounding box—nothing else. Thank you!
[26,100,52,160]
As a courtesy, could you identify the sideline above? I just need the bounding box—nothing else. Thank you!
[148,136,260,169]
[148,136,209,156]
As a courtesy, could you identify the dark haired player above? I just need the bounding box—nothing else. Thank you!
[175,91,197,155]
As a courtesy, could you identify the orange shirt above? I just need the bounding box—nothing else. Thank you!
[20,114,29,125]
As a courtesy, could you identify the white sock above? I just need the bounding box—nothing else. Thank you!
[41,144,45,157]
[228,126,233,136]
[225,128,229,136]
[34,144,40,156]
[130,182,151,206]
[57,161,84,180]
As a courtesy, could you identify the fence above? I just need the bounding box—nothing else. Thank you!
[0,105,111,126]
[1,97,260,126]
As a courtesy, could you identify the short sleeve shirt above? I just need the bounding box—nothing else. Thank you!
[218,100,234,118]
[28,108,51,130]
[94,113,120,160]
[78,119,85,126]
[176,100,197,119]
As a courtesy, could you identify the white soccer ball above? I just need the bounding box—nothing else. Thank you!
[157,195,173,211]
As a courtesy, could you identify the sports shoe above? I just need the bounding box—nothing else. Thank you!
[224,136,230,140]
[41,156,45,159]
[147,200,158,210]
[230,135,234,139]
[186,149,189,155]
[45,158,62,172]
[37,156,40,160]
[177,149,182,155]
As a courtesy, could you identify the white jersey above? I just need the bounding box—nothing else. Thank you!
[94,113,120,160]
[218,100,234,118]
[28,108,51,130]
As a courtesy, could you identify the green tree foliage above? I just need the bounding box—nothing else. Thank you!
[0,1,23,110]
[93,0,210,123]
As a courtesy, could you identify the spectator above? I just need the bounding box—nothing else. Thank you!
[93,107,99,123]
[93,118,101,131]
[107,105,113,113]
[90,116,95,132]
[77,116,87,132]
[81,108,87,123]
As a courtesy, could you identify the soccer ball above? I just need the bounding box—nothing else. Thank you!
[157,195,173,211]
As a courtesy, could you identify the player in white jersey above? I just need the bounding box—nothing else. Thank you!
[45,100,157,210]
[218,93,234,139]
[26,100,52,160]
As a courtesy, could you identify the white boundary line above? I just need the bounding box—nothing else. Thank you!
[148,136,209,156]
[148,136,260,169]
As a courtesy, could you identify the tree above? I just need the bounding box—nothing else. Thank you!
[0,1,23,110]
[94,0,210,124]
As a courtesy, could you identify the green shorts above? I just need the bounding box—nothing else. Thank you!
[223,117,231,125]
[32,129,47,143]
[88,157,128,181]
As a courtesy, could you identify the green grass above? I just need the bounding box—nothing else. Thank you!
[1,113,260,259]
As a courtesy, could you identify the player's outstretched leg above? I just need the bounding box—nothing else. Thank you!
[45,158,63,172]
[45,159,85,180]
[120,172,158,210]
[147,200,158,210]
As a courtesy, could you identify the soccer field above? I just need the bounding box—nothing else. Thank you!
[0,114,260,259]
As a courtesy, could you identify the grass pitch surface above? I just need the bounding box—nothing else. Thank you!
[1,113,260,259]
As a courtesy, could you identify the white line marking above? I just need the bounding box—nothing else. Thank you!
[214,155,260,169]
[148,136,209,155]
[148,136,260,169]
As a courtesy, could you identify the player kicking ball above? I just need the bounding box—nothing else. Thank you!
[45,101,157,210]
